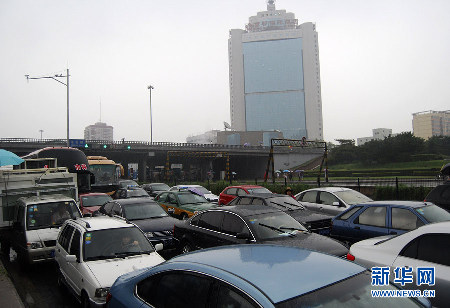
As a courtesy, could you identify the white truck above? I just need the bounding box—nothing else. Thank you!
[0,161,81,266]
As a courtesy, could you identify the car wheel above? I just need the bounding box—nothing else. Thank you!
[57,269,66,289]
[181,241,193,254]
[81,291,90,308]
[180,213,189,220]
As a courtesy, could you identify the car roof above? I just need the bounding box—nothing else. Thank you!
[155,245,365,304]
[18,194,75,204]
[226,185,266,189]
[238,193,290,199]
[358,200,432,208]
[211,204,282,217]
[69,216,134,231]
[302,187,354,193]
[79,192,110,197]
[110,197,158,205]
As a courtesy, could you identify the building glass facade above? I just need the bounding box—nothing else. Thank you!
[243,38,306,139]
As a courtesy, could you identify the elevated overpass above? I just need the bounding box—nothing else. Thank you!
[0,138,323,182]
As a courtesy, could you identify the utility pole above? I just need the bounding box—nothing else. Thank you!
[147,85,154,144]
[26,69,70,146]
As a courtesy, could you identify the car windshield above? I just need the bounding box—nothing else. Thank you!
[81,195,112,207]
[27,201,81,230]
[276,271,424,308]
[178,193,209,205]
[123,202,168,220]
[415,204,450,222]
[247,187,272,194]
[83,227,154,261]
[151,184,170,191]
[334,190,372,205]
[182,186,210,194]
[89,164,117,185]
[248,212,308,240]
[127,189,149,198]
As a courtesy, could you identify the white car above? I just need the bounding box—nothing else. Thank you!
[347,221,450,307]
[295,187,372,216]
[55,216,164,307]
[169,184,219,203]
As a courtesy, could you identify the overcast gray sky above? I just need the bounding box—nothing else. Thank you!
[1,0,449,144]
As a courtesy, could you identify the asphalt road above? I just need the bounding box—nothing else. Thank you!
[0,248,177,308]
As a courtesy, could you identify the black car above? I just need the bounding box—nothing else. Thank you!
[97,197,178,251]
[113,187,150,199]
[226,194,333,235]
[173,205,348,257]
[142,183,170,197]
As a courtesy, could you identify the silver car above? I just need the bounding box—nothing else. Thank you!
[295,187,372,215]
[347,221,450,308]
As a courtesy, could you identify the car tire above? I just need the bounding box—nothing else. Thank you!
[181,241,193,254]
[180,213,188,220]
[81,291,90,308]
[57,268,66,290]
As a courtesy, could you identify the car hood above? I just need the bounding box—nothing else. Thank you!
[181,202,217,212]
[28,227,60,244]
[86,253,164,288]
[287,209,334,222]
[83,206,101,214]
[263,232,348,257]
[131,216,178,233]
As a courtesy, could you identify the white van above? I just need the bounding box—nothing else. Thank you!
[9,194,81,265]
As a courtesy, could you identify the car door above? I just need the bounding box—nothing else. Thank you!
[297,191,319,211]
[220,188,238,205]
[220,213,253,245]
[317,191,345,215]
[392,234,450,307]
[193,211,226,249]
[389,207,425,236]
[56,224,75,291]
[347,206,388,242]
[65,229,83,296]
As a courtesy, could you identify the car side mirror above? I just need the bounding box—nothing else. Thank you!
[66,255,77,263]
[154,243,163,252]
[332,202,340,206]
[167,208,175,215]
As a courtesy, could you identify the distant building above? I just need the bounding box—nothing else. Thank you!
[412,110,450,140]
[186,130,219,144]
[217,130,283,147]
[84,122,113,141]
[357,128,393,146]
[228,0,323,141]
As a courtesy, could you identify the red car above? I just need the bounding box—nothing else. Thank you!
[218,185,273,205]
[79,192,113,215]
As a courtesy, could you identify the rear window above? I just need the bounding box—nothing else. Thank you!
[415,205,450,223]
[247,187,272,194]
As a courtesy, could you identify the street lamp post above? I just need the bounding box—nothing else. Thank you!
[39,129,44,140]
[147,85,154,144]
[26,69,70,146]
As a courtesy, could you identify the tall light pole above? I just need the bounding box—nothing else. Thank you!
[39,129,44,140]
[26,68,70,146]
[147,85,154,144]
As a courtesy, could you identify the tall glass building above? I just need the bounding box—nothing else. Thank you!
[228,0,323,140]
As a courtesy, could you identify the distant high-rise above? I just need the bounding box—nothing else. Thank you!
[228,0,323,140]
[412,110,450,139]
[84,122,114,141]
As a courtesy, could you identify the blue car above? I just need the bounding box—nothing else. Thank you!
[331,201,450,244]
[106,244,430,307]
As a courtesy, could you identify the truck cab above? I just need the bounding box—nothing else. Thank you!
[9,194,81,265]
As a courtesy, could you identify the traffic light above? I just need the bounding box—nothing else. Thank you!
[103,144,107,149]
[84,144,89,148]
[127,145,131,150]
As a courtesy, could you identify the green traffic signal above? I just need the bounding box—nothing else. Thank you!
[103,145,107,149]
[127,145,131,150]
[84,144,89,148]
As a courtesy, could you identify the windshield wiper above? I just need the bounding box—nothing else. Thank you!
[258,223,295,236]
[279,227,308,233]
[113,251,143,258]
[85,255,115,261]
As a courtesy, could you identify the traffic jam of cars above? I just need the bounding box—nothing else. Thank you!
[1,156,449,307]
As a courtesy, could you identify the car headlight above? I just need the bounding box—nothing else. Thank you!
[27,242,43,249]
[95,287,110,299]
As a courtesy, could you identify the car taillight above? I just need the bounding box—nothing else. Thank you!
[105,292,112,304]
[346,253,355,261]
